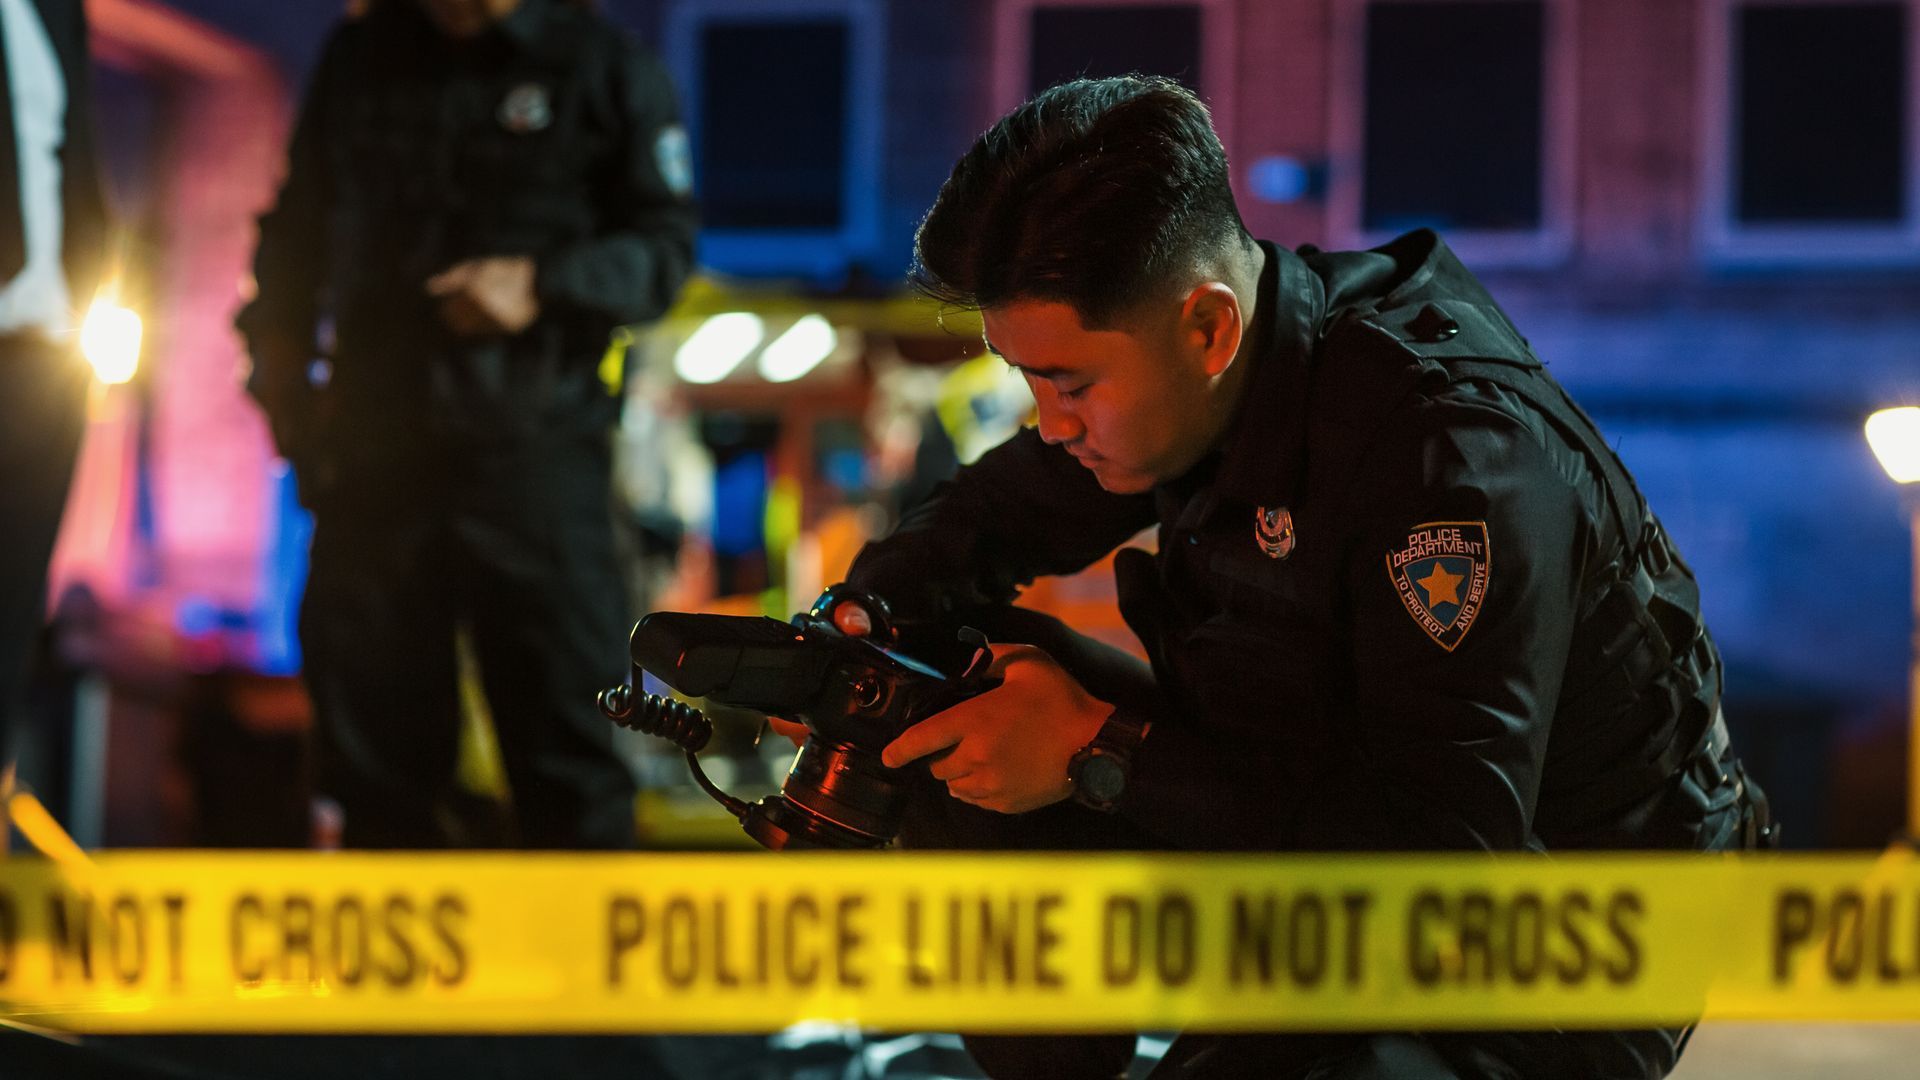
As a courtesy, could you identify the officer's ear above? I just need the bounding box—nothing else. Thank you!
[1179,282,1243,379]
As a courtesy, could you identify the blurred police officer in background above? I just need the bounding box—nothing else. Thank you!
[237,0,696,849]
[845,76,1774,1078]
[0,0,106,822]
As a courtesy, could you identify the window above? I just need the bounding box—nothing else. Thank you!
[698,21,848,230]
[1702,0,1920,262]
[1330,0,1574,264]
[1027,5,1203,93]
[665,0,884,277]
[992,0,1235,147]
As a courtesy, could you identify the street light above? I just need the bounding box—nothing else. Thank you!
[79,295,143,385]
[1865,406,1920,838]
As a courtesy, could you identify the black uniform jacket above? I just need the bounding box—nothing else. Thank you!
[850,231,1735,854]
[237,0,697,449]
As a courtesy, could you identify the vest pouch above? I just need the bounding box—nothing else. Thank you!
[1174,617,1326,782]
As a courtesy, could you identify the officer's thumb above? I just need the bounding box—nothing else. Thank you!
[832,602,873,637]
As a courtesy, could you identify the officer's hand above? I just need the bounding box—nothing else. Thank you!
[766,600,873,749]
[766,716,809,749]
[880,644,1109,815]
[426,256,541,337]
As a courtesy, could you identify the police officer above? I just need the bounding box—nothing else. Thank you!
[844,77,1772,1078]
[237,0,696,849]
[0,0,106,830]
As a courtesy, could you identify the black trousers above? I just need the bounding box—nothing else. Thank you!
[900,608,1688,1080]
[299,434,636,849]
[0,335,88,766]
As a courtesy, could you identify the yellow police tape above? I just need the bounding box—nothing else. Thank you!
[0,849,1917,1033]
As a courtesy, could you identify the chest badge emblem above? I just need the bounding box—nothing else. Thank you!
[498,83,553,134]
[1255,506,1295,560]
[1387,520,1491,651]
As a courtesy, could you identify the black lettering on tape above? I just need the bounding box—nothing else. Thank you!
[1035,893,1064,989]
[432,895,468,986]
[753,893,773,985]
[1457,891,1494,985]
[1156,893,1196,988]
[1875,892,1902,982]
[0,890,15,984]
[1288,893,1328,987]
[905,894,932,988]
[1411,890,1623,988]
[663,896,698,989]
[162,895,187,987]
[785,894,820,988]
[1603,892,1643,985]
[944,896,964,984]
[1102,895,1141,987]
[382,895,419,987]
[1507,891,1545,987]
[227,892,459,991]
[906,892,1070,988]
[1828,889,1865,984]
[1771,888,1920,986]
[835,895,867,989]
[1555,892,1593,985]
[232,894,266,985]
[607,896,645,986]
[107,895,146,986]
[1341,892,1371,988]
[282,895,316,983]
[787,891,817,983]
[976,895,1017,986]
[331,896,369,988]
[1228,892,1276,987]
[1874,891,1917,982]
[713,897,740,989]
[1907,890,1920,982]
[1408,891,1443,987]
[48,893,92,983]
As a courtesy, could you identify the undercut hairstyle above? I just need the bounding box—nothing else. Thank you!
[911,75,1251,328]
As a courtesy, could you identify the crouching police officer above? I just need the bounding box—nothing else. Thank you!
[843,76,1774,1079]
[237,0,696,848]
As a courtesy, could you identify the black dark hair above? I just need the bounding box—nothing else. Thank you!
[911,75,1250,327]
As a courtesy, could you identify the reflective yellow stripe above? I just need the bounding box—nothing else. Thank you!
[598,326,635,396]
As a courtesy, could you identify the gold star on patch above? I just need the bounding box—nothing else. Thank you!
[1416,563,1464,607]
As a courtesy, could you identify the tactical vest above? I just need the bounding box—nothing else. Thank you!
[1314,264,1762,849]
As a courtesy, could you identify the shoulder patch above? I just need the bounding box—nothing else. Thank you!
[1386,521,1490,651]
[498,83,554,134]
[653,124,694,197]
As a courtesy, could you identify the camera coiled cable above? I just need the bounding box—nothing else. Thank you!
[596,684,749,820]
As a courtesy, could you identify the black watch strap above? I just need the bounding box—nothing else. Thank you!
[1068,709,1149,813]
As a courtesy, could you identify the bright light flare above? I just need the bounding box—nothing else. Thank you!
[1866,407,1920,485]
[80,298,143,385]
[757,314,837,383]
[674,312,764,384]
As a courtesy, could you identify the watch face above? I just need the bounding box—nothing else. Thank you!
[1079,752,1127,803]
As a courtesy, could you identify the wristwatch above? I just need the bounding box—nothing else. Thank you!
[1067,710,1149,813]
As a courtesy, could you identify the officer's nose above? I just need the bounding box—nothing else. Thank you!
[1033,391,1084,446]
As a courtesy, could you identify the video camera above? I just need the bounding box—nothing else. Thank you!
[597,585,998,850]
